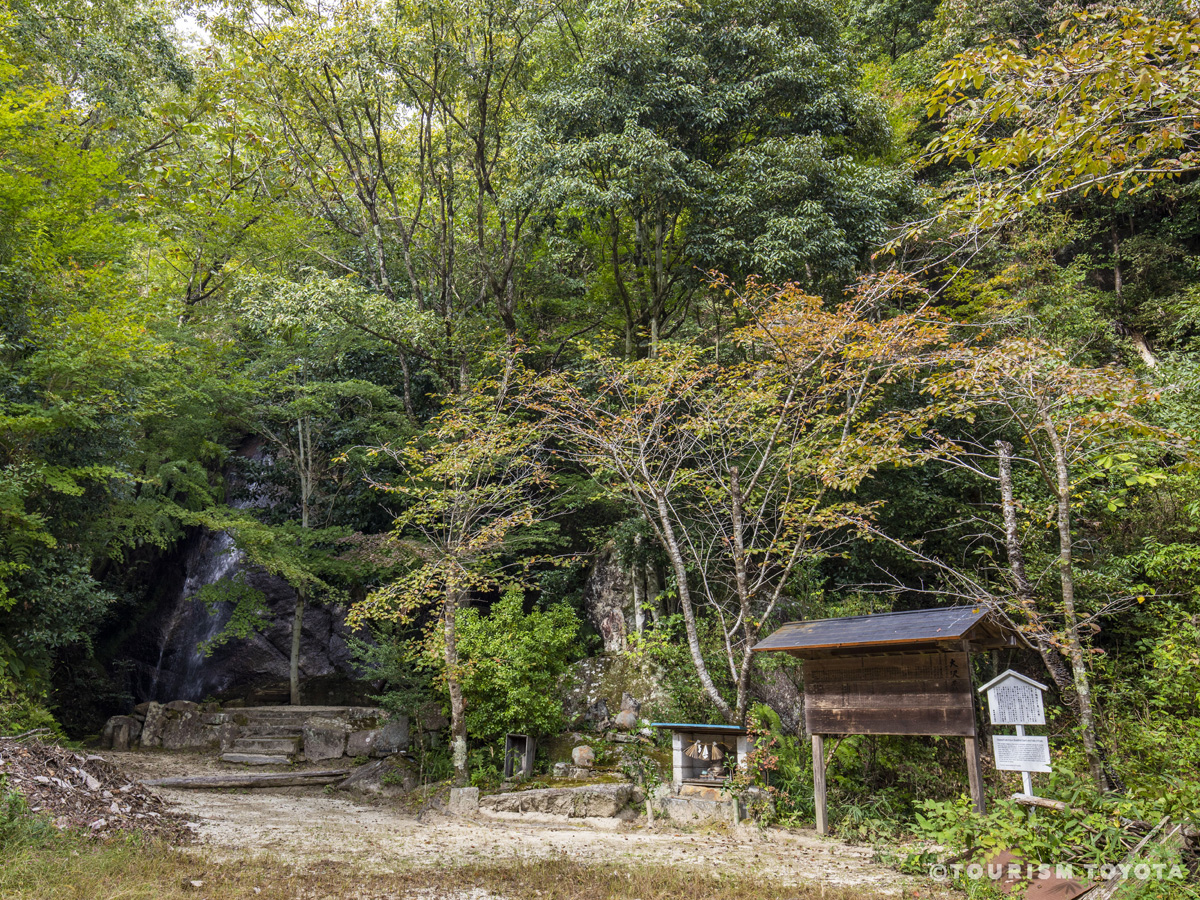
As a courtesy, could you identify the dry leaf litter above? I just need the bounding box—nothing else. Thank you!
[0,735,194,841]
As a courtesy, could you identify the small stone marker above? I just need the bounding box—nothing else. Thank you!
[571,745,595,768]
[448,786,479,816]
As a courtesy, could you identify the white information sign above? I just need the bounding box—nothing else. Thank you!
[980,670,1046,725]
[992,735,1052,773]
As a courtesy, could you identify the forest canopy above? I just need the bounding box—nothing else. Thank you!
[2,0,1200,848]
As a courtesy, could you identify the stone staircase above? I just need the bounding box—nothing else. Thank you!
[220,707,311,765]
[112,701,417,765]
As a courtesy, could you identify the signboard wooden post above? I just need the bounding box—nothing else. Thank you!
[978,670,1049,797]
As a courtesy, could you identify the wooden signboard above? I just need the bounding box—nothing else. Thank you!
[804,651,975,737]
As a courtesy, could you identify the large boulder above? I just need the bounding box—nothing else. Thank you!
[372,717,409,756]
[160,706,235,750]
[480,783,634,818]
[336,756,417,795]
[561,655,670,732]
[613,709,638,731]
[100,716,142,751]
[346,729,378,758]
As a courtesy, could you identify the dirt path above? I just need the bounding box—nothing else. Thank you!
[110,751,914,895]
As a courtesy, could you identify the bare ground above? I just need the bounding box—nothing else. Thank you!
[108,750,917,895]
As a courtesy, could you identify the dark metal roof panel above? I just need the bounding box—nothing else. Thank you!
[649,723,747,734]
[752,606,991,653]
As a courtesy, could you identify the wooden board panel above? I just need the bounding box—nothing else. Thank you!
[804,651,976,737]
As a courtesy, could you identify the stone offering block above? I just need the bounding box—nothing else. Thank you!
[480,783,633,818]
[303,720,348,762]
[448,786,480,815]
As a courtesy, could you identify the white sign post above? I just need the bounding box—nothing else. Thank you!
[978,670,1049,797]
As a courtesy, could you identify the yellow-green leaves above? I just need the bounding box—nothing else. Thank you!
[912,7,1200,240]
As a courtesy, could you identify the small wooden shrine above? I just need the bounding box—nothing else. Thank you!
[650,722,750,789]
[752,605,1023,833]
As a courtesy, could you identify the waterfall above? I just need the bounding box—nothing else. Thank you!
[146,529,243,702]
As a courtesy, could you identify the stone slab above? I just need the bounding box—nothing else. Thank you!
[303,722,348,762]
[220,753,292,765]
[346,729,378,758]
[480,783,633,818]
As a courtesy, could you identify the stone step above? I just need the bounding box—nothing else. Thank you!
[237,705,380,717]
[220,752,292,766]
[230,736,300,755]
[239,724,308,737]
[240,712,313,725]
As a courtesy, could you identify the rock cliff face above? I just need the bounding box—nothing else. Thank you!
[110,437,373,705]
[580,547,634,653]
[129,527,366,704]
[113,519,365,704]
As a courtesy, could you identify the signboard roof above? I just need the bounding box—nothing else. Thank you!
[977,669,1048,694]
[649,723,747,734]
[752,606,1020,656]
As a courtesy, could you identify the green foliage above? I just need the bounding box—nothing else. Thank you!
[732,703,813,825]
[914,771,1200,881]
[0,673,59,737]
[915,7,1200,237]
[455,588,580,742]
[196,576,270,656]
[0,783,54,853]
[536,0,900,352]
[353,625,438,725]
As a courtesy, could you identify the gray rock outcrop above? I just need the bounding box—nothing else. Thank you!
[303,718,349,762]
[581,546,634,652]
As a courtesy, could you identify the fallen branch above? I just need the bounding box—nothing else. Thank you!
[1011,793,1158,834]
[1084,816,1174,900]
[143,770,349,790]
[10,728,52,741]
[1011,793,1069,813]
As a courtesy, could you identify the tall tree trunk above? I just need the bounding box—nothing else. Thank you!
[996,440,1078,702]
[652,492,735,723]
[1043,417,1107,792]
[444,583,468,786]
[290,587,305,706]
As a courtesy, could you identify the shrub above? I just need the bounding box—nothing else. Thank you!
[456,587,580,742]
